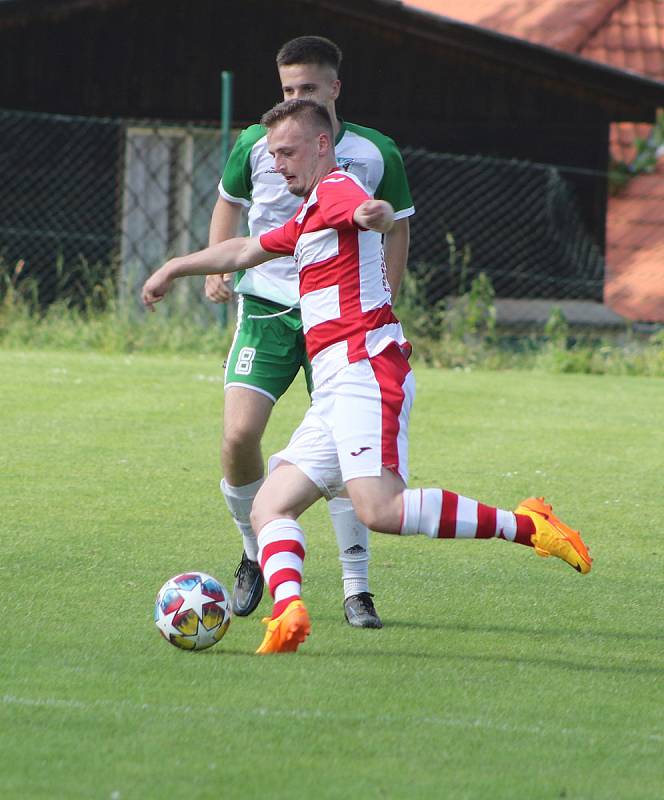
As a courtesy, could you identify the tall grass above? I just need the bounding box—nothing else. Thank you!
[0,258,233,355]
[1,257,663,375]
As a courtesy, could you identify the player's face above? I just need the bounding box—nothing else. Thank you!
[279,63,340,117]
[267,118,329,197]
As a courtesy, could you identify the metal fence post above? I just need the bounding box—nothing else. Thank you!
[216,70,234,328]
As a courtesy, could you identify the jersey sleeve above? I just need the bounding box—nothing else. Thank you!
[317,175,370,230]
[218,125,266,207]
[372,135,414,219]
[259,216,298,256]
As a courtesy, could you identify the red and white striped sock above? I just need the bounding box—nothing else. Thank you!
[257,518,306,619]
[400,488,535,545]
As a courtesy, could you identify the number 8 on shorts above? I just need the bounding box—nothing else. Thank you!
[235,346,256,375]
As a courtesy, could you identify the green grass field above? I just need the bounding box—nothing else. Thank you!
[2,349,663,799]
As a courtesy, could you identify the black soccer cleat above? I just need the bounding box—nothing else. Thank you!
[343,592,383,629]
[231,552,264,616]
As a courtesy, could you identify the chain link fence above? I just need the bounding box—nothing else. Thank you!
[404,149,604,299]
[0,108,223,323]
[1,107,615,326]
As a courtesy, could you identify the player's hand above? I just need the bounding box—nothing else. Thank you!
[205,273,233,304]
[142,265,174,311]
[354,200,395,234]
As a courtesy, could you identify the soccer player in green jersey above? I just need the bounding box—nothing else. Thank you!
[205,36,415,627]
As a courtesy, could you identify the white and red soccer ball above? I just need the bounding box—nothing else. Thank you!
[154,571,231,651]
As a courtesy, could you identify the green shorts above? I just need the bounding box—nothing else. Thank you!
[224,294,313,402]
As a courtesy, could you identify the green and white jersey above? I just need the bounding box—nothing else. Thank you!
[219,120,415,307]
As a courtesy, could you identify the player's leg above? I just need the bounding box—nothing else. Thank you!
[301,336,381,628]
[251,398,346,653]
[346,472,591,573]
[251,465,324,655]
[327,493,381,628]
[220,296,307,616]
[337,346,591,574]
[220,385,273,615]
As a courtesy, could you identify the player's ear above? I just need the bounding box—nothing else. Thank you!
[331,79,341,101]
[318,132,332,156]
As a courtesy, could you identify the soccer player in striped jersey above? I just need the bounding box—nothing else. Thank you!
[143,100,591,655]
[206,36,414,628]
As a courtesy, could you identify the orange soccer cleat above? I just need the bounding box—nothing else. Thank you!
[515,497,592,574]
[256,599,311,654]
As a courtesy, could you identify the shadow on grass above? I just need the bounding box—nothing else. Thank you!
[206,621,664,677]
[358,616,664,643]
[206,644,663,677]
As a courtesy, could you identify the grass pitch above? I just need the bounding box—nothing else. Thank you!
[1,350,663,799]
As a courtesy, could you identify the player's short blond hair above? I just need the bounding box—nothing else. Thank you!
[261,99,334,139]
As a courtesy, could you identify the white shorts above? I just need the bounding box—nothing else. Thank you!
[268,345,415,499]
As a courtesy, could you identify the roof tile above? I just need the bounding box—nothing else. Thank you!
[626,47,646,71]
[644,48,664,77]
[623,22,640,51]
[641,2,658,29]
[601,20,624,49]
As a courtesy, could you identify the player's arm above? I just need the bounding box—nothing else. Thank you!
[205,124,263,303]
[142,237,277,311]
[383,217,409,300]
[205,196,244,303]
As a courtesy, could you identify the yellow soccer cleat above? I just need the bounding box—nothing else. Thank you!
[256,599,311,654]
[515,497,592,574]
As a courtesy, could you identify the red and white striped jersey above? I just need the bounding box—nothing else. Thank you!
[260,170,408,387]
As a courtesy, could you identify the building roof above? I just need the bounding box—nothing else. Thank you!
[402,0,664,322]
[583,0,664,80]
[400,1,626,51]
[399,0,664,91]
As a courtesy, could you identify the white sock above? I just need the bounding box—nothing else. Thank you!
[328,496,370,599]
[400,488,442,537]
[220,477,264,561]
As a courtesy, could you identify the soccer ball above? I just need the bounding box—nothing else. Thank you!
[154,571,231,651]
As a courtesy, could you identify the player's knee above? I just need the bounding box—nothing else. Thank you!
[353,499,400,534]
[222,423,261,456]
[249,505,265,535]
[251,505,288,536]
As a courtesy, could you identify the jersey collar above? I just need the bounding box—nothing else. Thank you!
[335,118,347,146]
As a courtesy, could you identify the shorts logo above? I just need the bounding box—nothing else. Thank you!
[350,446,372,457]
[235,346,256,375]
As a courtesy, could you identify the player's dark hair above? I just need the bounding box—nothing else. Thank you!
[276,35,342,73]
[261,99,334,139]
